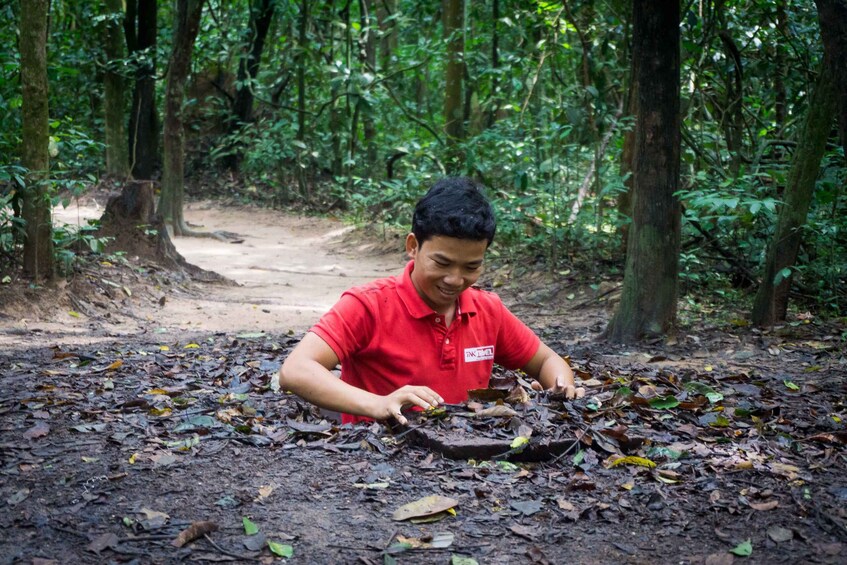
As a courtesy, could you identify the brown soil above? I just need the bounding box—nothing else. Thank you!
[0,199,845,564]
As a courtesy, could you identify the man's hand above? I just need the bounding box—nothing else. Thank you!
[373,385,444,425]
[530,376,585,399]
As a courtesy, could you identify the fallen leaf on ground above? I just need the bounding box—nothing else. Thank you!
[767,526,793,543]
[243,516,259,535]
[267,540,293,557]
[730,539,752,557]
[392,495,458,521]
[749,499,779,511]
[23,422,50,440]
[255,484,274,501]
[86,532,119,554]
[172,521,218,547]
[607,456,657,469]
[139,508,170,529]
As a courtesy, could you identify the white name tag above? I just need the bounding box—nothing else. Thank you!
[464,346,494,363]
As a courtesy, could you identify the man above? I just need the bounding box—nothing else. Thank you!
[280,177,583,425]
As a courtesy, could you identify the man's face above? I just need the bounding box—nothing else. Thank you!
[406,234,488,314]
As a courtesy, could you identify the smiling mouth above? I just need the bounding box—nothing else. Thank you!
[438,286,460,297]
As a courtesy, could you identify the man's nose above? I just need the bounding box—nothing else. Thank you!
[443,268,462,286]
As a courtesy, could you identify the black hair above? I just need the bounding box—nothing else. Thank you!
[412,177,496,246]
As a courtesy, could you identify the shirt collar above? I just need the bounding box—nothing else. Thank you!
[397,260,477,319]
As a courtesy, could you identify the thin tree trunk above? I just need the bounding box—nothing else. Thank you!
[816,0,847,157]
[327,1,343,177]
[774,0,787,128]
[296,0,309,198]
[751,65,836,326]
[102,0,130,179]
[159,0,203,235]
[718,26,744,177]
[359,0,377,175]
[378,0,397,73]
[20,0,54,281]
[487,0,500,128]
[569,104,624,224]
[443,0,465,168]
[128,0,158,180]
[225,0,275,171]
[604,0,681,343]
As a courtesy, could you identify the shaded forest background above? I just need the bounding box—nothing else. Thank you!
[0,0,845,342]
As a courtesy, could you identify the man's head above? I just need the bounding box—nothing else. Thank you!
[411,177,496,247]
[405,178,495,314]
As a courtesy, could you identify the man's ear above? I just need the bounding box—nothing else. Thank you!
[405,233,418,258]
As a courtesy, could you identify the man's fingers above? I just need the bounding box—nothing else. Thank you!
[531,381,543,392]
[576,387,586,399]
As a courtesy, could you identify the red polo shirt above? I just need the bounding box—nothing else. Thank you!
[310,261,540,424]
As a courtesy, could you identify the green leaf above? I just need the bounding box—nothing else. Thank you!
[267,540,293,558]
[572,449,585,466]
[451,555,479,565]
[730,539,753,556]
[510,436,529,450]
[783,380,800,391]
[709,415,731,428]
[773,267,792,286]
[706,391,724,403]
[648,396,680,410]
[242,517,259,535]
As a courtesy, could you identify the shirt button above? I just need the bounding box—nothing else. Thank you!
[435,317,440,323]
[445,338,450,344]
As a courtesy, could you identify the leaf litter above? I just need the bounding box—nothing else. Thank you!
[0,315,845,563]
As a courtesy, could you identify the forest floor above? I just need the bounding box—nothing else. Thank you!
[0,192,845,564]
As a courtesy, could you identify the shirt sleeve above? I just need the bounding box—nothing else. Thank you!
[309,292,376,362]
[494,300,541,370]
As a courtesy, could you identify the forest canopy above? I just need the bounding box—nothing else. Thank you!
[0,0,845,339]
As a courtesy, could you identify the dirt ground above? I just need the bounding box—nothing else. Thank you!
[0,199,845,564]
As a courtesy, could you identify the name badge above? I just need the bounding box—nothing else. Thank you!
[464,346,494,362]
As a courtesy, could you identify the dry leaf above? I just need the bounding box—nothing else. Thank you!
[749,499,779,511]
[172,521,218,547]
[392,495,458,521]
[23,422,50,440]
[474,405,519,418]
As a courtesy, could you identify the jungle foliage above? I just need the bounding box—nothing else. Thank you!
[0,0,844,321]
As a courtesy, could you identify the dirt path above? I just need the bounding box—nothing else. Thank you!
[1,200,405,348]
[145,200,404,333]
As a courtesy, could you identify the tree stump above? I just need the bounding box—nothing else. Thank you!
[98,180,228,283]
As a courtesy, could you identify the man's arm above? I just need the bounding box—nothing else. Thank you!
[279,332,443,424]
[521,342,585,399]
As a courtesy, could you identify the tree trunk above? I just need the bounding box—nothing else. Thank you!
[296,0,309,198]
[487,0,500,128]
[774,0,787,128]
[718,26,744,177]
[359,0,377,175]
[225,0,275,171]
[443,0,465,168]
[377,0,397,73]
[102,0,130,179]
[604,0,681,343]
[751,65,836,326]
[19,0,54,282]
[816,0,847,157]
[158,0,203,235]
[127,0,159,180]
[327,1,343,177]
